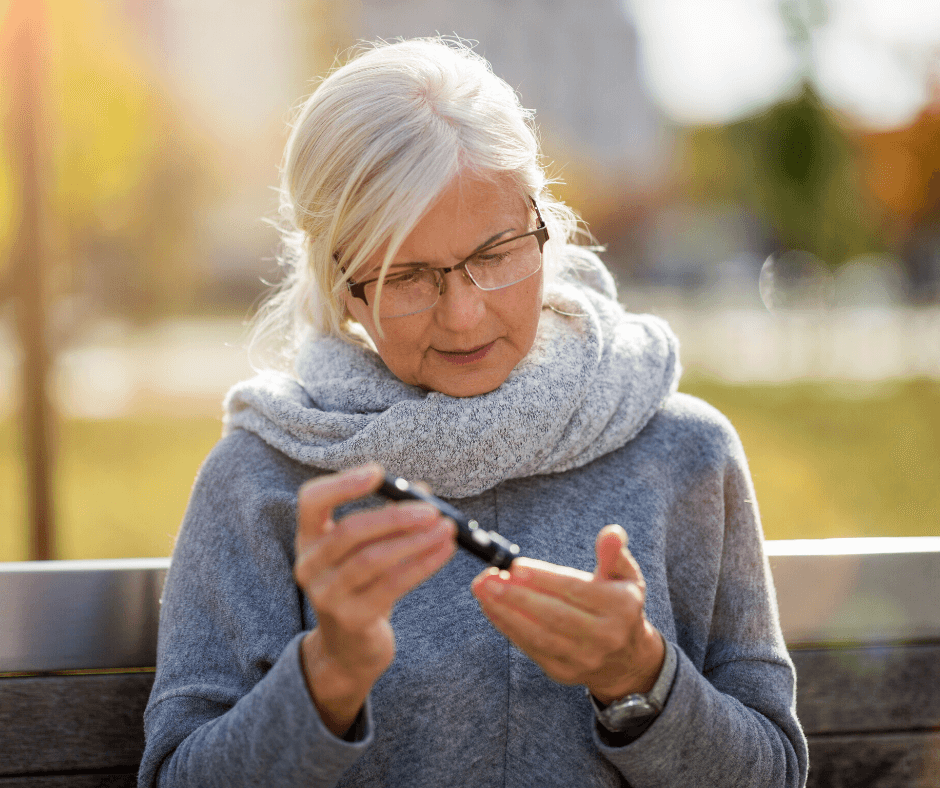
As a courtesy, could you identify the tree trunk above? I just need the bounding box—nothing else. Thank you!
[3,0,55,561]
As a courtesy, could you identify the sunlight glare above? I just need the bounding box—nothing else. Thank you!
[625,0,801,124]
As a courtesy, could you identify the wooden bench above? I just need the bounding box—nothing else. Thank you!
[2,540,938,787]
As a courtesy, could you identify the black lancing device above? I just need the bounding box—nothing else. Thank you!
[377,473,520,570]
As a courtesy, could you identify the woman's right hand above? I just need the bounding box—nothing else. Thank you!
[293,463,456,737]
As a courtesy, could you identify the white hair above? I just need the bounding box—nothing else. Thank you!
[249,37,586,368]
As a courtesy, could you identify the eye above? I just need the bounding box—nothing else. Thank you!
[473,244,515,266]
[385,269,431,288]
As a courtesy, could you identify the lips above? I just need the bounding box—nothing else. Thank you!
[434,341,496,365]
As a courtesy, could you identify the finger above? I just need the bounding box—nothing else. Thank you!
[476,588,562,648]
[317,501,442,569]
[473,570,651,688]
[327,521,457,626]
[334,516,454,597]
[295,502,444,594]
[296,464,384,550]
[501,558,613,614]
[473,587,586,681]
[484,554,644,620]
[594,524,626,579]
[474,567,638,660]
[595,527,641,583]
[483,578,601,640]
[594,524,640,583]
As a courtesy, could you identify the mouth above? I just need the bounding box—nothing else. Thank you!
[434,341,496,365]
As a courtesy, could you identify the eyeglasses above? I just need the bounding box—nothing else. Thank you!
[346,201,549,319]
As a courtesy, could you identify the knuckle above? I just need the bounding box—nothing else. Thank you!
[357,547,386,576]
[372,563,404,593]
[332,602,362,632]
[615,585,644,616]
[579,651,604,673]
[294,557,321,594]
[531,634,550,654]
[599,628,627,653]
[553,663,581,685]
[331,517,357,543]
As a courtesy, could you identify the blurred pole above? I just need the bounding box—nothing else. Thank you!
[2,0,55,560]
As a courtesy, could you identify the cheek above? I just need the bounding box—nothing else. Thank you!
[370,323,431,384]
[516,278,544,346]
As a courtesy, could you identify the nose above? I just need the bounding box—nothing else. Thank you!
[434,268,486,331]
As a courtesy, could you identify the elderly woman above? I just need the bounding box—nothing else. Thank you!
[139,38,808,787]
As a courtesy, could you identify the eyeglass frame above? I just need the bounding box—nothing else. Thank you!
[345,199,549,312]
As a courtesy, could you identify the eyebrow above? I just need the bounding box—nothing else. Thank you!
[385,228,519,271]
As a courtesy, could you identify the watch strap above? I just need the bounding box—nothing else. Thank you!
[589,637,677,735]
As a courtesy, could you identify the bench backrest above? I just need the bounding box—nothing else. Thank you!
[2,539,939,787]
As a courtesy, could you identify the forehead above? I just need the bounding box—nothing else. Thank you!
[391,174,528,261]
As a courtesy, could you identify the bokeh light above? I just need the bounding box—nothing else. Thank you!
[759,250,835,314]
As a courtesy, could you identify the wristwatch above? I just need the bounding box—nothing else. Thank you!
[588,639,676,735]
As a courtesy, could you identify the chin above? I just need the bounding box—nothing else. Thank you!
[425,369,509,398]
[432,380,502,398]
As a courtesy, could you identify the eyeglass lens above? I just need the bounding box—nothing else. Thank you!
[367,232,543,318]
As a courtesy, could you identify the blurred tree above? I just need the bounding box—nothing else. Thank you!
[681,85,882,268]
[518,120,674,285]
[671,0,884,271]
[853,99,940,300]
[2,0,56,560]
[1,0,218,329]
[855,100,940,227]
[46,0,218,323]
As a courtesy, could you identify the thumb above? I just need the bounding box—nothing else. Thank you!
[594,524,636,582]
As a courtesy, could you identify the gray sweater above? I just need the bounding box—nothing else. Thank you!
[140,257,807,785]
[139,395,807,786]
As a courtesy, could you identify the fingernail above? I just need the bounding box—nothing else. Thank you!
[610,524,628,547]
[490,580,506,596]
[512,565,530,581]
[440,517,457,536]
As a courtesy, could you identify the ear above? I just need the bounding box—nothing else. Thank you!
[340,286,362,323]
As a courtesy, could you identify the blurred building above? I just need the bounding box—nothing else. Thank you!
[358,0,672,186]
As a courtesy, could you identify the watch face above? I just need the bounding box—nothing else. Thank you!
[604,695,660,730]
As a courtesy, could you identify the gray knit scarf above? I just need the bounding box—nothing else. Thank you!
[223,253,680,498]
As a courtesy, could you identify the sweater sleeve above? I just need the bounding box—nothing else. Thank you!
[594,399,809,787]
[138,432,372,788]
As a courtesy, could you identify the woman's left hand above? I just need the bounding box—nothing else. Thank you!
[471,524,664,704]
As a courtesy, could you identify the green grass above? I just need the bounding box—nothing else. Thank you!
[1,378,938,561]
[680,377,940,541]
[1,416,224,561]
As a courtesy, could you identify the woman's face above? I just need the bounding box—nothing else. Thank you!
[343,174,544,397]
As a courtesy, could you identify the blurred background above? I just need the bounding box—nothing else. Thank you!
[1,0,938,561]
